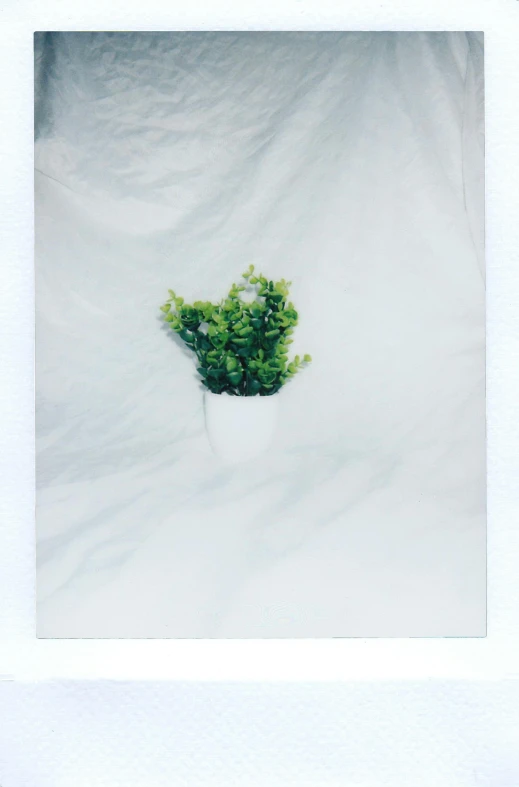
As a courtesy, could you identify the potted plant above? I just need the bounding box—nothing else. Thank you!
[160,265,311,462]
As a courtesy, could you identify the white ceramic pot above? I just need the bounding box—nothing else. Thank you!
[204,390,279,463]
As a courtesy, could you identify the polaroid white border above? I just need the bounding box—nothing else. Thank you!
[1,0,518,682]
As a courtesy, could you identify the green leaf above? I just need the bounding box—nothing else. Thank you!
[160,303,171,313]
[303,354,312,363]
[210,335,227,349]
[248,378,262,394]
[228,371,243,385]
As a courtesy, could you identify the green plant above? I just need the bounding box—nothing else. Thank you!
[160,265,311,396]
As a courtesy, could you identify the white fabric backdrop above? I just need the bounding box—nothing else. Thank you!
[35,32,485,637]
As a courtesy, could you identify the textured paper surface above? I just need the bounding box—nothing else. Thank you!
[1,1,518,783]
[1,680,519,786]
